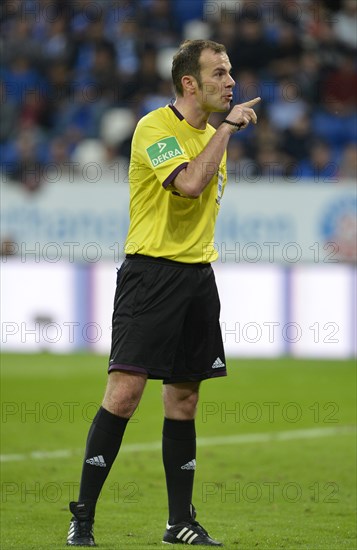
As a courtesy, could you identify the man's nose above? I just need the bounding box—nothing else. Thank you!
[227,74,235,87]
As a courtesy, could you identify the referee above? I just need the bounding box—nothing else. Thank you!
[67,39,260,547]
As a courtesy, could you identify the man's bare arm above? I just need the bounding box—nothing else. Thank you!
[173,97,261,198]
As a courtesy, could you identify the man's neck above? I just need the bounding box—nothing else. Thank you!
[173,98,210,130]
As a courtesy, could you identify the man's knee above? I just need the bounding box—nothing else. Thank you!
[102,371,147,418]
[163,383,200,420]
[182,390,199,413]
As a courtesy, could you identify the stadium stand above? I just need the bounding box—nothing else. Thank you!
[0,0,356,190]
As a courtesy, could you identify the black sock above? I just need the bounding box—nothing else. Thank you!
[162,418,196,525]
[78,406,129,510]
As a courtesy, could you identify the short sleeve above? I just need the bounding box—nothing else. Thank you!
[133,114,190,189]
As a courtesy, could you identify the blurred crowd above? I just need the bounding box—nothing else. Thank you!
[0,0,356,190]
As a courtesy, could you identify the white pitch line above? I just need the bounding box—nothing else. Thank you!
[0,425,355,463]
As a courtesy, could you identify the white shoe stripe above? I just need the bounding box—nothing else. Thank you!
[182,529,193,542]
[177,527,188,539]
[188,532,199,544]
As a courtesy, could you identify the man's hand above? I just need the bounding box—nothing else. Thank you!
[173,98,261,197]
[224,97,261,132]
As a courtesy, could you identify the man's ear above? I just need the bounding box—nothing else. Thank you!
[181,75,197,94]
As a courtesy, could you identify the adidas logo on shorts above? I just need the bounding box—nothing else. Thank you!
[211,357,225,369]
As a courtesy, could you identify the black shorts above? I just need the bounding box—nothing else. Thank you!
[108,254,227,383]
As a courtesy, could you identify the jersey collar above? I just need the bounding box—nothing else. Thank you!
[168,103,184,121]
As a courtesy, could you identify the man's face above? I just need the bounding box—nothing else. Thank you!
[196,49,236,112]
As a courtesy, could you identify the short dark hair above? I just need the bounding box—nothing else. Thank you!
[172,39,227,96]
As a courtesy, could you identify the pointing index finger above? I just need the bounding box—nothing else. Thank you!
[241,97,261,107]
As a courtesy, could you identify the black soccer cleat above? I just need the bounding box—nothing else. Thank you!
[162,505,223,546]
[66,501,96,547]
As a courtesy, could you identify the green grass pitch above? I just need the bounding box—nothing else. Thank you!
[1,353,356,549]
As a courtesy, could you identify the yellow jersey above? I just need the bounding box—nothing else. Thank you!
[125,104,227,263]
